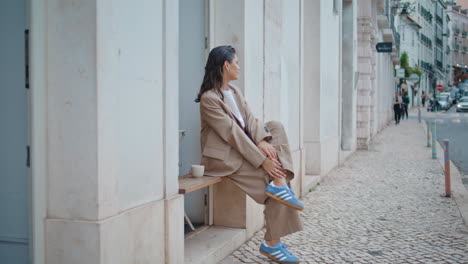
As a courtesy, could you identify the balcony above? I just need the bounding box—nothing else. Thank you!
[421,61,433,72]
[436,37,443,47]
[436,60,443,69]
[435,15,443,25]
[419,6,433,23]
[420,34,433,48]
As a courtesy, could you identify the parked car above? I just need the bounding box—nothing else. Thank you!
[437,95,451,110]
[439,92,453,107]
[456,97,468,112]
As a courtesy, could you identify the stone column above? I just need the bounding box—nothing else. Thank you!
[369,41,377,139]
[45,0,183,263]
[356,0,376,150]
[303,0,322,175]
[341,0,358,151]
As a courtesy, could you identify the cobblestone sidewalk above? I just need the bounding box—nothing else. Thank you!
[222,115,468,263]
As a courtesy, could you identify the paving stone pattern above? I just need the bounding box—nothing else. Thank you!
[222,117,468,263]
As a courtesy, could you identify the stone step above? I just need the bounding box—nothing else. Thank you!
[185,226,246,264]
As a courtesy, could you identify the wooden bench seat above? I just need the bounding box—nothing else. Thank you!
[179,174,225,233]
[178,174,224,194]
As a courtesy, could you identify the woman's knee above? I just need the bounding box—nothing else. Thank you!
[266,120,285,131]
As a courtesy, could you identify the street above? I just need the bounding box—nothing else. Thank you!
[422,106,468,191]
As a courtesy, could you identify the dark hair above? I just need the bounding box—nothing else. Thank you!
[195,45,236,103]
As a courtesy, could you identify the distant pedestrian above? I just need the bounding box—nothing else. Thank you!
[421,91,426,107]
[402,92,409,119]
[393,93,401,125]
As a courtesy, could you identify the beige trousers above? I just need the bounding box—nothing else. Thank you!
[226,121,303,240]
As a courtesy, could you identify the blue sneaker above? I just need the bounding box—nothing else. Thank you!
[265,184,304,211]
[259,241,300,263]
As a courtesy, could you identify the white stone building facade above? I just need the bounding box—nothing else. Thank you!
[0,0,397,263]
[395,12,422,106]
[407,0,436,95]
[396,14,421,68]
[448,4,468,84]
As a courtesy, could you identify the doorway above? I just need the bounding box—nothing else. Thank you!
[0,0,31,263]
[179,0,209,232]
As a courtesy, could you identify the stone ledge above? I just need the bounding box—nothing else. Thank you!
[185,226,246,264]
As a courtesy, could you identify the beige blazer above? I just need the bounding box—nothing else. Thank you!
[199,84,272,176]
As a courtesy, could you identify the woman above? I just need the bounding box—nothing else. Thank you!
[196,45,303,263]
[393,92,401,125]
[402,92,409,119]
[421,91,426,107]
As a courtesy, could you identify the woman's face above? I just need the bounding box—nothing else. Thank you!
[224,55,240,81]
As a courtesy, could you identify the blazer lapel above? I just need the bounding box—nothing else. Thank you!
[216,90,245,129]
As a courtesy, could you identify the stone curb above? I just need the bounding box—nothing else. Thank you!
[421,120,468,229]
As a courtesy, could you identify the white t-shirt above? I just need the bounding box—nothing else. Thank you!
[223,89,245,128]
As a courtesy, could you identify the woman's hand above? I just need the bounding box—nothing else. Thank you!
[257,140,278,160]
[261,158,286,179]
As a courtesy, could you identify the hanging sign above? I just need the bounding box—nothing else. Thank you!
[376,42,393,53]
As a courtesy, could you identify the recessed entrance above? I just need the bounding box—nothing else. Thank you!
[0,0,31,263]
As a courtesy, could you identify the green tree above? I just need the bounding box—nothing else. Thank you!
[399,52,422,82]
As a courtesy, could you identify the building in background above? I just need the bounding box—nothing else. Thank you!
[395,0,455,99]
[397,13,422,67]
[454,0,468,9]
[433,0,450,93]
[0,0,398,263]
[448,3,468,84]
[395,9,422,105]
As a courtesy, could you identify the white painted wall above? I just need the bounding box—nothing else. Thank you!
[96,0,165,217]
[47,0,100,221]
[303,0,341,176]
[319,0,341,140]
[264,0,301,151]
[282,0,301,151]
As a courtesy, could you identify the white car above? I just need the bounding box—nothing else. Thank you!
[456,97,468,112]
[439,92,453,106]
[437,95,451,110]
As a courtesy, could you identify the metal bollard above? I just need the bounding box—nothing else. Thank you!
[432,121,437,159]
[444,139,451,197]
[427,121,431,148]
[418,107,421,123]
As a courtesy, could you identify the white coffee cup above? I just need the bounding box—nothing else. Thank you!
[191,165,205,177]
